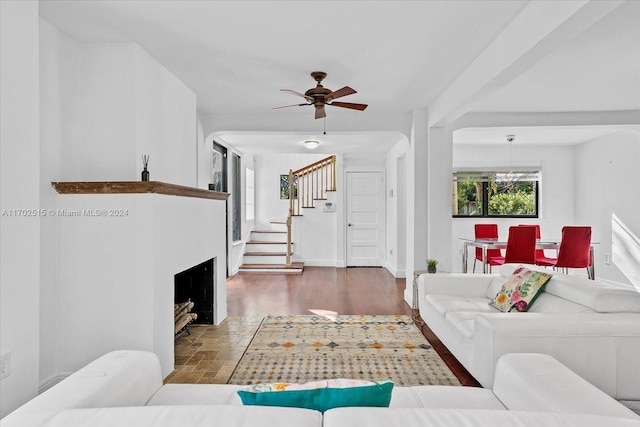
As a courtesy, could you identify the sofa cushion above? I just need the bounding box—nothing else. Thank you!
[425,294,496,317]
[323,407,640,427]
[390,386,505,409]
[445,312,483,339]
[28,405,323,427]
[526,293,594,313]
[498,263,640,313]
[546,280,640,313]
[493,353,638,419]
[489,266,552,312]
[237,379,393,413]
[147,384,243,406]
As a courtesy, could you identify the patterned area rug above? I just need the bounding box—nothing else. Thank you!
[228,314,461,386]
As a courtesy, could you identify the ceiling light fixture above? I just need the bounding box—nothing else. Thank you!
[503,134,519,188]
[303,140,320,150]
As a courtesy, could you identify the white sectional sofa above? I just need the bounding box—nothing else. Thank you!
[417,264,640,410]
[2,350,639,426]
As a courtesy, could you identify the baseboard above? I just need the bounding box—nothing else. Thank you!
[381,262,406,279]
[39,372,71,394]
[297,259,338,267]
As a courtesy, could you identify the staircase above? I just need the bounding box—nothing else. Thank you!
[239,155,337,274]
[239,221,303,273]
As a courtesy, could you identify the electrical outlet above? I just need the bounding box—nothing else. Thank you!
[604,253,611,265]
[0,352,10,380]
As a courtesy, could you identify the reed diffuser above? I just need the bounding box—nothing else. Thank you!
[141,155,150,181]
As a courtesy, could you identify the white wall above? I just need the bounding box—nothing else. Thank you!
[451,143,575,272]
[134,46,197,186]
[196,116,209,189]
[253,152,335,265]
[54,194,226,378]
[40,33,196,185]
[254,153,327,222]
[0,0,41,417]
[574,130,640,288]
[39,16,78,388]
[74,43,137,180]
[385,141,409,277]
[34,17,211,399]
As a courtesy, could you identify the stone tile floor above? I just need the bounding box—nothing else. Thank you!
[164,316,263,384]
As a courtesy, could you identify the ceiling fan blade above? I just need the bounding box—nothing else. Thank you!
[327,86,356,100]
[280,89,314,101]
[315,106,326,120]
[329,101,368,111]
[272,103,310,110]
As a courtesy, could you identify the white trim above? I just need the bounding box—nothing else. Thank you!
[39,372,71,394]
[295,259,338,267]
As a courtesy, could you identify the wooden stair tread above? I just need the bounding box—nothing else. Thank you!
[244,252,291,256]
[240,262,304,270]
[247,240,291,245]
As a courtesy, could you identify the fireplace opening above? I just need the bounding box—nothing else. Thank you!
[174,258,215,327]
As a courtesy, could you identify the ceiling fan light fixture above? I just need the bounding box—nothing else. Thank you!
[303,140,320,150]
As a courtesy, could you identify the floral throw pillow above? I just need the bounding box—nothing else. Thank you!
[489,266,552,312]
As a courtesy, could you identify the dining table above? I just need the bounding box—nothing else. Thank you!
[459,237,597,279]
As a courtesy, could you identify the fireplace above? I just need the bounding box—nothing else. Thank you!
[174,257,215,325]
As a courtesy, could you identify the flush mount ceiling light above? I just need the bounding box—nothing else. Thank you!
[303,140,320,150]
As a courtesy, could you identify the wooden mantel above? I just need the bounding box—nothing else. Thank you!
[51,181,229,201]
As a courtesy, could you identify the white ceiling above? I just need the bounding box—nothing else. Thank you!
[38,0,640,151]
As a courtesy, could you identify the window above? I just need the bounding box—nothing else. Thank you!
[246,168,255,221]
[453,170,539,218]
[279,174,298,200]
[232,154,241,241]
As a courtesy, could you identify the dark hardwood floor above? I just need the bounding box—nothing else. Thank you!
[227,266,412,317]
[227,266,479,386]
[168,267,479,387]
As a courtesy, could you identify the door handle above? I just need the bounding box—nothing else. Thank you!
[348,223,352,227]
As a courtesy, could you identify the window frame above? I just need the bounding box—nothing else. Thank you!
[452,171,540,219]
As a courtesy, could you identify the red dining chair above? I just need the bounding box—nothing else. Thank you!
[491,225,537,267]
[473,224,502,272]
[553,226,592,278]
[519,224,556,267]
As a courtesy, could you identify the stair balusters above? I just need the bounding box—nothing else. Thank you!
[285,155,336,266]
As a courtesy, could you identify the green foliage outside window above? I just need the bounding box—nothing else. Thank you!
[280,174,298,200]
[453,172,538,217]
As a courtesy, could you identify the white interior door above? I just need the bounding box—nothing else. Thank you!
[346,171,385,266]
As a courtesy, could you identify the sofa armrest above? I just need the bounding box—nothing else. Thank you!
[4,350,163,421]
[493,353,638,419]
[417,273,496,298]
[471,313,640,400]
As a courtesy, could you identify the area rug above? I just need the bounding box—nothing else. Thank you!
[228,314,461,386]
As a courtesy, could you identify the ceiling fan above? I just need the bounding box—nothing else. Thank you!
[273,71,368,119]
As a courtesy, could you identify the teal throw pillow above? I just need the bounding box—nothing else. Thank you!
[237,378,394,413]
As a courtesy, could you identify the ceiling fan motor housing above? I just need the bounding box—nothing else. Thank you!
[275,71,368,119]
